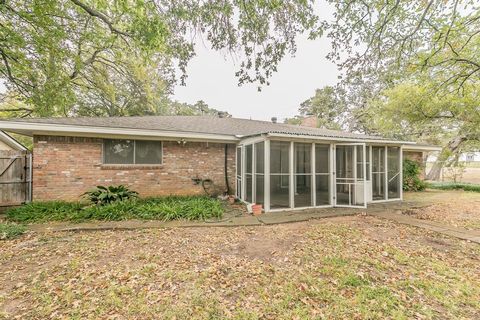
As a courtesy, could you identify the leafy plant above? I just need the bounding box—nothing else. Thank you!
[403,159,426,192]
[0,223,27,240]
[83,185,138,206]
[6,201,83,223]
[7,196,224,223]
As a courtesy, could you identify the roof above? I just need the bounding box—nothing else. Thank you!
[0,115,414,144]
[0,131,27,151]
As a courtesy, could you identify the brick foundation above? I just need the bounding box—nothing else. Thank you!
[33,136,236,201]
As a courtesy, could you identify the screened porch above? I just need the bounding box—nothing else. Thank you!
[235,137,403,212]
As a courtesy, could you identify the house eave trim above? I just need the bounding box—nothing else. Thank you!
[266,133,415,145]
[402,145,442,152]
[0,121,240,143]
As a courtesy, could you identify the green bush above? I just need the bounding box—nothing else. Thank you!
[426,182,480,193]
[7,196,224,223]
[6,201,84,223]
[83,185,138,205]
[0,223,27,240]
[403,159,426,191]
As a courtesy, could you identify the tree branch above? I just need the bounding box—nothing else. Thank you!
[69,0,130,38]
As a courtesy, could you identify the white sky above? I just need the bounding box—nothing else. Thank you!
[173,3,339,122]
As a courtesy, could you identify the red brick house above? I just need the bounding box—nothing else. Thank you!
[0,116,437,211]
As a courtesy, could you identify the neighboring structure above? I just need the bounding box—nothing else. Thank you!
[0,131,27,151]
[427,151,480,164]
[0,116,436,211]
[0,131,31,207]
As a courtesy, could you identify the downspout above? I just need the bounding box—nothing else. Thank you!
[224,144,231,195]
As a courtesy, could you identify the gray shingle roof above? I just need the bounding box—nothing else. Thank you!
[8,115,394,141]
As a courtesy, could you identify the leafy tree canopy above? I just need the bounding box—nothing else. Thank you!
[285,86,348,130]
[323,0,480,92]
[0,0,317,117]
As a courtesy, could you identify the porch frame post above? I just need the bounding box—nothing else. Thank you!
[264,139,270,211]
[311,143,316,207]
[399,145,403,200]
[289,141,294,209]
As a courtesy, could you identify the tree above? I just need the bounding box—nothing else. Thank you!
[0,0,317,117]
[322,0,480,92]
[364,81,480,180]
[286,86,348,130]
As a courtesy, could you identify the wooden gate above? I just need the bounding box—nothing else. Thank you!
[0,151,32,207]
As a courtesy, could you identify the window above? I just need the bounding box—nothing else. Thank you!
[103,139,162,164]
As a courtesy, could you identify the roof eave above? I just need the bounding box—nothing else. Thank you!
[0,121,239,143]
[266,132,415,144]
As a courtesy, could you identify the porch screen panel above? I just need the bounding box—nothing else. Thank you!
[335,146,354,205]
[255,142,265,205]
[270,141,290,209]
[245,145,253,203]
[387,147,401,199]
[366,146,371,181]
[372,146,386,200]
[315,144,330,205]
[294,143,312,207]
[236,147,242,198]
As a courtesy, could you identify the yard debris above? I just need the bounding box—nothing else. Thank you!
[1,213,479,319]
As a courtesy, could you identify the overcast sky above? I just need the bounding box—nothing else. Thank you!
[174,4,339,122]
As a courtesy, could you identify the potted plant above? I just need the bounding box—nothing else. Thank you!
[252,203,263,216]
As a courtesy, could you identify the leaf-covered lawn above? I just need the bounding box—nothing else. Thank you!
[404,190,480,230]
[1,216,479,319]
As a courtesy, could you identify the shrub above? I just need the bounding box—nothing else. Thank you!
[6,201,83,223]
[426,182,480,193]
[6,196,224,223]
[0,223,27,240]
[403,159,426,191]
[83,185,138,205]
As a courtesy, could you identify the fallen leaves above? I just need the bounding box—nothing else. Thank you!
[0,215,479,319]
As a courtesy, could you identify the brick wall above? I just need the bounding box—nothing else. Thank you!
[403,151,426,179]
[33,136,236,201]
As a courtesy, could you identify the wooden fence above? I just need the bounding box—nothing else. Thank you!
[0,151,32,207]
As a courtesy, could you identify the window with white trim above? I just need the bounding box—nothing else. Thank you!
[103,139,163,164]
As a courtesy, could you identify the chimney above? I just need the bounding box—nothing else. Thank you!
[271,117,277,124]
[300,115,318,128]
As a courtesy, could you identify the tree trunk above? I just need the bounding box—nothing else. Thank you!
[426,136,466,181]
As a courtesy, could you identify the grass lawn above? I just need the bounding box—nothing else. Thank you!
[1,215,479,319]
[404,189,480,230]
